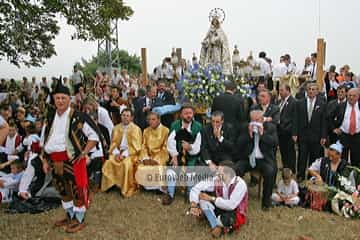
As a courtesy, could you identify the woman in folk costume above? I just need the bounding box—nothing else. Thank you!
[136,112,169,191]
[101,108,142,197]
[40,81,101,233]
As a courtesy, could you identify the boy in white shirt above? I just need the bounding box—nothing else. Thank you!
[0,160,24,203]
[271,168,300,207]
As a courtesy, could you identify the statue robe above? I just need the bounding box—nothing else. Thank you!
[200,25,232,75]
[101,122,142,197]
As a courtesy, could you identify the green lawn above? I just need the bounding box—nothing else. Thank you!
[1,186,359,240]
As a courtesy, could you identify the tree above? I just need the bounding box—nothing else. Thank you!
[80,49,141,79]
[0,0,133,67]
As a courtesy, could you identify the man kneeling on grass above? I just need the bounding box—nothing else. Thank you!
[189,160,248,238]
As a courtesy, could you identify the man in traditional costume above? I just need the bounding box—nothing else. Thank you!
[162,104,202,205]
[101,109,142,197]
[136,112,169,191]
[189,160,248,238]
[40,82,101,233]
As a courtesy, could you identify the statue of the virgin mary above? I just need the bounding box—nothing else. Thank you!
[200,8,232,75]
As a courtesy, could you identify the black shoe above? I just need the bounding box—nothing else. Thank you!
[261,206,270,211]
[262,203,273,211]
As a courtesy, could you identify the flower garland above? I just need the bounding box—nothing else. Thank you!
[182,64,226,108]
[328,166,360,219]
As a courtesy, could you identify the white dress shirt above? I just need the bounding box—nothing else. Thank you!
[340,102,360,134]
[256,58,271,77]
[4,135,17,155]
[310,63,317,80]
[279,95,290,113]
[98,106,114,138]
[272,62,288,80]
[43,107,99,154]
[167,121,201,157]
[307,97,316,120]
[190,176,247,211]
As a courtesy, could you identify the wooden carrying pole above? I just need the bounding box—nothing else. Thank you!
[141,48,148,86]
[176,48,182,62]
[316,38,326,90]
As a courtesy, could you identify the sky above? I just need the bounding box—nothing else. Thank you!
[1,0,360,80]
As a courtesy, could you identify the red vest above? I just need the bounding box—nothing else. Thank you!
[3,134,22,149]
[215,177,248,231]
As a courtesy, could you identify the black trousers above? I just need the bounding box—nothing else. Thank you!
[87,157,103,186]
[297,139,323,180]
[339,133,360,167]
[235,159,277,208]
[278,132,296,173]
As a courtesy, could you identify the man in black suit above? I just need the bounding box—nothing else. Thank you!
[326,85,347,144]
[293,83,327,181]
[331,88,360,167]
[153,80,175,128]
[200,111,235,170]
[235,110,278,210]
[250,89,280,186]
[134,86,157,130]
[211,81,246,135]
[324,65,339,102]
[251,89,280,126]
[277,84,297,173]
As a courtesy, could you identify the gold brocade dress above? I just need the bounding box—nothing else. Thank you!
[136,124,169,188]
[101,122,142,197]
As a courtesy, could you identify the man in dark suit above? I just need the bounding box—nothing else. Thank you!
[326,85,347,144]
[134,86,157,130]
[251,89,280,126]
[250,89,280,186]
[293,83,327,181]
[295,80,327,103]
[153,79,175,128]
[277,84,297,173]
[331,88,360,167]
[200,111,235,170]
[234,110,278,210]
[324,65,339,102]
[211,81,246,135]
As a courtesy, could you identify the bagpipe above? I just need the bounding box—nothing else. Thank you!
[174,128,195,166]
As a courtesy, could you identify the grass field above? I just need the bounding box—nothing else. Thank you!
[1,185,360,240]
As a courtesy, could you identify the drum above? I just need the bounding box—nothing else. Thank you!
[305,181,329,211]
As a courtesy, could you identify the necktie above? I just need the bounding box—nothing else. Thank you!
[349,105,357,135]
[311,64,315,78]
[249,132,259,168]
[279,100,286,113]
[308,99,314,122]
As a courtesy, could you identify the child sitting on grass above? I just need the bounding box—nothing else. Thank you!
[0,160,24,203]
[271,168,300,207]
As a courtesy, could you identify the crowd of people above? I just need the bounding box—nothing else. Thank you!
[1,51,360,237]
